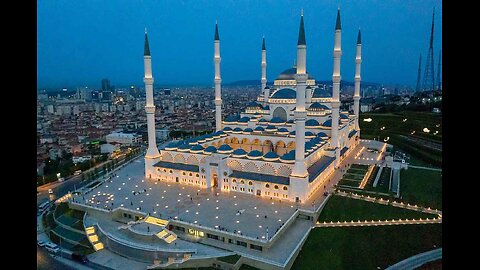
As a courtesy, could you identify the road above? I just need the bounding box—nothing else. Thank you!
[37,150,146,207]
[386,248,442,270]
[37,246,76,270]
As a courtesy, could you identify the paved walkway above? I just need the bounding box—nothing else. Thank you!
[315,217,441,227]
[386,248,442,270]
[335,191,442,215]
[408,165,442,172]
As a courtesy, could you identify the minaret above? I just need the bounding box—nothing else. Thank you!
[331,8,342,167]
[353,29,362,131]
[214,22,222,131]
[436,50,441,91]
[261,36,268,105]
[415,55,422,92]
[422,8,435,91]
[292,11,308,178]
[143,29,160,177]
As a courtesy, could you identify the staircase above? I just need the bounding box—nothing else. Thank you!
[85,226,104,251]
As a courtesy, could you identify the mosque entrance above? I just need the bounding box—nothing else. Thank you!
[212,173,218,188]
[273,107,288,121]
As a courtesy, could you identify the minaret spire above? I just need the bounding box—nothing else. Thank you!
[144,30,151,56]
[143,29,161,174]
[353,28,362,131]
[331,7,342,167]
[214,21,222,131]
[261,36,268,105]
[297,12,306,45]
[416,54,422,92]
[292,10,308,179]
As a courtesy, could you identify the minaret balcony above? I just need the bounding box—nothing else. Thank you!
[144,77,154,84]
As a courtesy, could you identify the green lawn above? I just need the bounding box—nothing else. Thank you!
[291,224,442,270]
[400,168,442,210]
[364,167,391,194]
[318,195,436,222]
[359,112,442,167]
[217,254,241,264]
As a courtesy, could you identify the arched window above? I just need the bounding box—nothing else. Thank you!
[283,186,288,191]
[182,172,186,176]
[169,170,173,173]
[265,184,270,188]
[189,173,192,176]
[233,179,237,183]
[240,180,245,184]
[196,174,199,177]
[248,181,253,186]
[274,185,279,189]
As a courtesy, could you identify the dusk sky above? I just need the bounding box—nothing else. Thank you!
[37,0,442,89]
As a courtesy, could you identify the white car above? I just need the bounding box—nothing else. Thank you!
[37,240,47,247]
[48,189,53,194]
[44,242,59,253]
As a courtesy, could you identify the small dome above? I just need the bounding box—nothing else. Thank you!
[263,105,270,110]
[254,126,265,132]
[312,88,332,98]
[165,141,181,150]
[286,119,295,125]
[280,150,295,163]
[265,125,277,131]
[243,128,253,133]
[217,144,233,153]
[223,127,233,132]
[190,145,205,153]
[271,88,297,99]
[340,113,349,120]
[232,148,248,157]
[247,150,263,159]
[270,117,286,124]
[259,118,267,122]
[263,151,280,161]
[203,146,217,154]
[204,134,214,141]
[317,132,328,138]
[277,128,289,134]
[177,144,192,152]
[233,127,243,133]
[305,119,320,127]
[289,130,296,136]
[305,131,315,138]
[322,119,341,127]
[224,114,241,123]
[238,116,250,123]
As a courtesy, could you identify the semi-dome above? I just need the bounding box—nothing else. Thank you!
[232,148,248,157]
[312,88,332,98]
[322,119,341,128]
[217,144,234,154]
[271,88,297,99]
[203,146,217,154]
[190,145,205,153]
[246,101,263,109]
[305,119,320,127]
[247,150,264,159]
[276,67,315,80]
[263,151,280,161]
[308,102,330,111]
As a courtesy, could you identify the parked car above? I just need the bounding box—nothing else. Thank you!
[71,253,88,264]
[48,189,53,194]
[44,242,59,253]
[37,240,47,247]
[58,177,65,182]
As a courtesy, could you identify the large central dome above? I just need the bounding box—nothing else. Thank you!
[276,67,315,80]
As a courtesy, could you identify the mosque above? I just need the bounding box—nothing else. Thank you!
[144,9,363,204]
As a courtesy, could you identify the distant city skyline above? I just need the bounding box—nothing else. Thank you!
[37,0,442,89]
